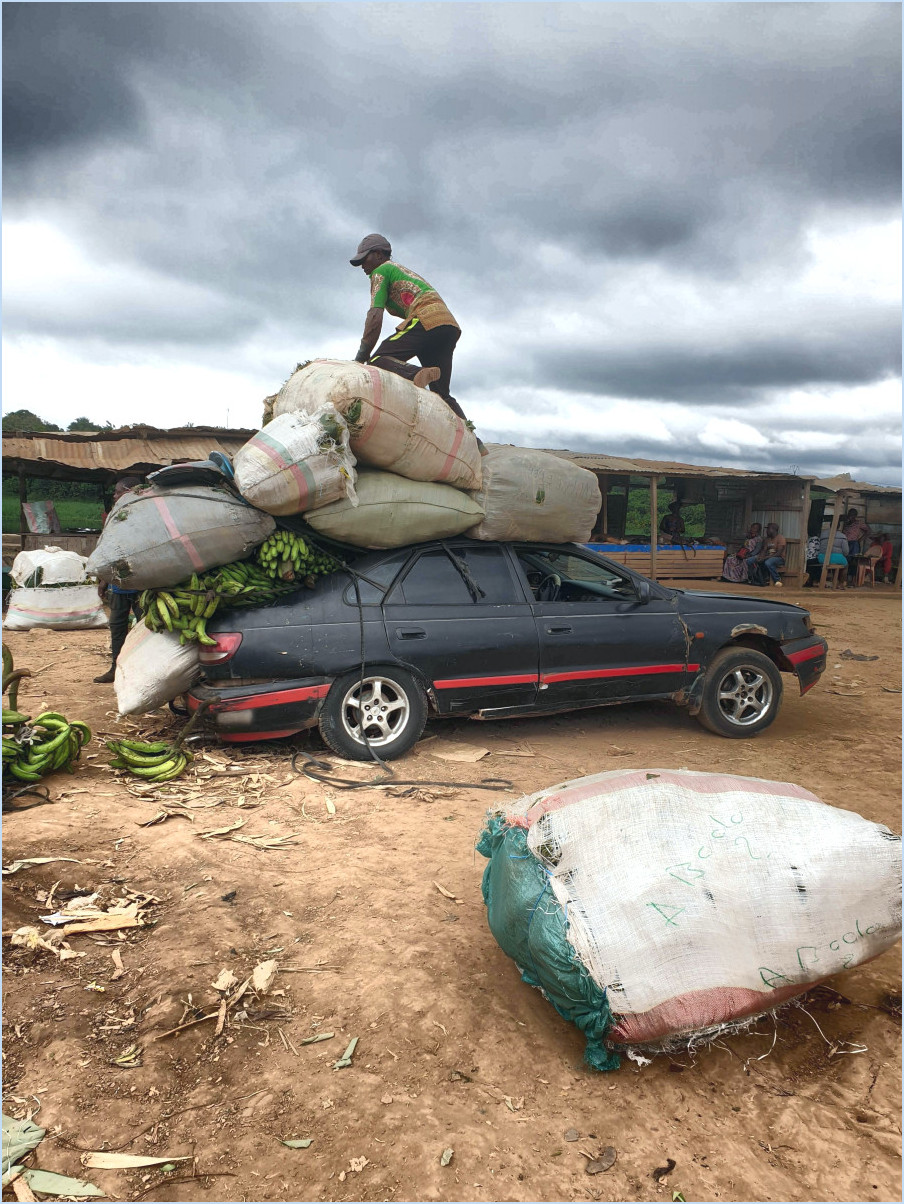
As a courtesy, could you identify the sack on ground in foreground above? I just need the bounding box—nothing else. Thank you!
[477,768,902,1070]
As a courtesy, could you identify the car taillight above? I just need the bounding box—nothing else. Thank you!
[199,632,243,664]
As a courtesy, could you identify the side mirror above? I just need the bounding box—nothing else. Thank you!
[636,579,651,604]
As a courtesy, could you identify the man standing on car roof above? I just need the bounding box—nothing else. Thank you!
[350,233,471,424]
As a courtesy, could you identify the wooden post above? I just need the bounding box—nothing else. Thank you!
[797,478,811,588]
[18,469,28,543]
[600,474,608,538]
[818,492,845,589]
[649,476,658,582]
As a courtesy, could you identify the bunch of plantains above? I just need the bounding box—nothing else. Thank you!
[257,531,340,583]
[139,546,341,650]
[106,736,193,782]
[106,699,210,784]
[2,648,91,782]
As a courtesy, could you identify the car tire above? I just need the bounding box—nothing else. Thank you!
[318,666,428,762]
[696,647,783,738]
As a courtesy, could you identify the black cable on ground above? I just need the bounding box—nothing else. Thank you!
[290,743,513,793]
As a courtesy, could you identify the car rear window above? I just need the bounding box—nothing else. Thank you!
[388,546,519,606]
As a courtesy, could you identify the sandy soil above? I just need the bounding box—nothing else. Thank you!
[2,580,901,1204]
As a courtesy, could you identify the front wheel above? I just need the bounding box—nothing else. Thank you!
[696,647,783,738]
[318,667,428,761]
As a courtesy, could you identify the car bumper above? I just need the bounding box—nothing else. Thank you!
[781,635,829,695]
[187,678,331,743]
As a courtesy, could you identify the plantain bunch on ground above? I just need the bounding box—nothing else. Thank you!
[3,649,91,783]
[106,737,193,783]
[257,530,340,584]
[139,555,312,646]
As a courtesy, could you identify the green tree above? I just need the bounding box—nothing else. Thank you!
[67,416,102,431]
[2,409,62,433]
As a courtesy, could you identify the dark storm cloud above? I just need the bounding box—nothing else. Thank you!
[2,2,900,481]
[526,308,902,402]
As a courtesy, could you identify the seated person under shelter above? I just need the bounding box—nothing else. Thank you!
[722,523,763,583]
[804,528,850,587]
[658,501,686,544]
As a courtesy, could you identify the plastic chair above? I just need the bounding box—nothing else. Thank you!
[855,559,875,588]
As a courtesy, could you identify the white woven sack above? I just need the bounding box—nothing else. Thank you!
[114,620,200,715]
[86,484,276,589]
[11,546,88,587]
[274,359,482,491]
[234,406,358,516]
[468,447,601,543]
[508,768,902,1047]
[4,585,107,630]
[304,468,485,549]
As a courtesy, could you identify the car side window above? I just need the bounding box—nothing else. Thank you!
[515,548,637,602]
[388,550,474,606]
[342,553,407,605]
[444,545,521,604]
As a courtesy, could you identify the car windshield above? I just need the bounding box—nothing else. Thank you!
[516,547,638,601]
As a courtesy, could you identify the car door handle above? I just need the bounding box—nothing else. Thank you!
[396,627,427,639]
[546,625,573,634]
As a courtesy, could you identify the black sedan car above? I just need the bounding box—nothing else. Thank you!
[187,539,828,758]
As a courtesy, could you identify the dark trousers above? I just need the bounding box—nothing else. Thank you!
[109,591,142,664]
[369,321,466,420]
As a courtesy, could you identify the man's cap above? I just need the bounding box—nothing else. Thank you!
[350,233,391,265]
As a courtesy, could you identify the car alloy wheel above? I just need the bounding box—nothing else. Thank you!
[696,647,783,739]
[716,665,774,727]
[340,674,411,747]
[319,666,428,761]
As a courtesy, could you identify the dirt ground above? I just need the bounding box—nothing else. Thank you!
[2,579,901,1204]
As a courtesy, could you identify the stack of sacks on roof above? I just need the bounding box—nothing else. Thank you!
[468,446,602,544]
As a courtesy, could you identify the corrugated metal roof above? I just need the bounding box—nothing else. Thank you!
[540,448,816,481]
[2,426,255,482]
[812,473,902,497]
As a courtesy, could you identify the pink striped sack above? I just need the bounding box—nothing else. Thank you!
[86,484,275,590]
[4,585,107,630]
[234,406,357,516]
[274,360,482,491]
[479,769,901,1067]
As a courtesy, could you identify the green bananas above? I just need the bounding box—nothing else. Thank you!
[2,648,91,782]
[106,738,193,782]
[138,540,338,645]
[256,531,339,584]
[3,711,92,782]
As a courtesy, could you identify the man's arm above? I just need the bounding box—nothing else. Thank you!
[355,307,384,362]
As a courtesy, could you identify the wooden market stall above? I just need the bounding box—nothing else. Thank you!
[809,474,902,589]
[2,425,254,560]
[546,450,815,586]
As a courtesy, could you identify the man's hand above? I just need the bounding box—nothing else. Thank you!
[354,346,369,364]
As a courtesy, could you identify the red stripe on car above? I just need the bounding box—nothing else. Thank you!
[785,644,825,665]
[189,683,330,712]
[540,663,698,685]
[433,673,539,689]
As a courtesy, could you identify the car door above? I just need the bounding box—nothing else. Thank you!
[383,543,539,714]
[511,545,692,708]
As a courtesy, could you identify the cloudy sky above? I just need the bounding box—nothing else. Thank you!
[3,2,901,483]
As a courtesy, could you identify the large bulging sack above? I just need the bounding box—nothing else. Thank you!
[468,447,601,543]
[274,360,482,491]
[86,485,276,590]
[478,769,902,1070]
[304,469,485,549]
[114,620,201,715]
[11,546,87,587]
[234,406,357,516]
[4,585,107,630]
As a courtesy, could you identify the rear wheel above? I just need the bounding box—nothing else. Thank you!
[318,667,428,761]
[696,647,783,738]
